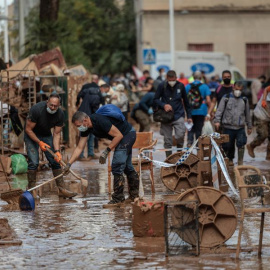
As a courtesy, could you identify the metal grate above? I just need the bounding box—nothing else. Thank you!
[246,43,270,78]
[164,201,200,256]
[188,44,213,52]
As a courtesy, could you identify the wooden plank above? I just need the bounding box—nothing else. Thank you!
[0,155,11,173]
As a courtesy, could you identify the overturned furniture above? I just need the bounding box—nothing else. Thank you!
[160,135,238,248]
[234,165,270,258]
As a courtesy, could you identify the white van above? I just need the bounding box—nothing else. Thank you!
[150,51,245,81]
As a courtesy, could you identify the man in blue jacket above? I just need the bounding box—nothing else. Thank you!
[154,70,192,157]
[185,71,211,146]
[131,92,155,132]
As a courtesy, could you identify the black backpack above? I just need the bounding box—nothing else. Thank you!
[187,83,203,109]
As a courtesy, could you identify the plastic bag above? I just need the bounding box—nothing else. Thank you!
[11,154,28,175]
[254,96,270,121]
[202,120,214,135]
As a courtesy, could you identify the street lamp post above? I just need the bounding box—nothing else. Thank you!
[4,0,9,64]
[169,0,175,70]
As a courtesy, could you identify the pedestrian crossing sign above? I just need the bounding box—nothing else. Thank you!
[143,48,156,65]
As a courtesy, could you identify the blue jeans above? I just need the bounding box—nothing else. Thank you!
[222,128,247,160]
[111,129,136,176]
[79,133,95,158]
[24,133,61,171]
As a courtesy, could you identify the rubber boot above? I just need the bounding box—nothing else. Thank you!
[246,143,255,158]
[238,147,245,165]
[165,150,172,158]
[103,174,125,208]
[27,170,38,198]
[266,142,270,160]
[125,171,139,203]
[177,143,184,151]
[52,169,77,199]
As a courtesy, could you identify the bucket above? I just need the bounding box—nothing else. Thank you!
[19,191,35,211]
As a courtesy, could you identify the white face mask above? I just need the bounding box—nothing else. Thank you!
[168,81,176,87]
[234,90,242,98]
[47,107,57,114]
[78,124,88,132]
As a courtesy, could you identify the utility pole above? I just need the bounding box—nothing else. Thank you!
[134,0,143,70]
[4,0,9,64]
[19,0,25,57]
[169,0,175,70]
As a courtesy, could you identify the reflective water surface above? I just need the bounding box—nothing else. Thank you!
[1,137,270,269]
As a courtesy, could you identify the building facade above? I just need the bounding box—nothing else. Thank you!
[135,0,270,78]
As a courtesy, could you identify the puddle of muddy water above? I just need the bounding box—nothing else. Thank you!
[1,138,270,269]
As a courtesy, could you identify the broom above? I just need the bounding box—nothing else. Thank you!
[46,147,88,194]
[0,156,23,205]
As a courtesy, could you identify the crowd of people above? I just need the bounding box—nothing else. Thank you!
[23,68,270,207]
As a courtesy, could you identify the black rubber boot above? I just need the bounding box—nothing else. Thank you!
[52,169,77,199]
[165,150,172,158]
[27,170,37,189]
[177,143,184,151]
[238,147,245,165]
[126,171,139,202]
[27,170,38,198]
[103,174,125,208]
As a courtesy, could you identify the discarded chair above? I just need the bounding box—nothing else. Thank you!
[234,165,270,258]
[107,132,157,194]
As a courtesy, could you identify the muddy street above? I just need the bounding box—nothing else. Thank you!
[1,133,270,269]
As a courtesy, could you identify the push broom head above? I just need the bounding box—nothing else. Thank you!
[1,189,24,205]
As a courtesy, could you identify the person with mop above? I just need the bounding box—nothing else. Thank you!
[24,93,77,198]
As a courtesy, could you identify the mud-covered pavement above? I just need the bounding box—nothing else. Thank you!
[1,131,270,269]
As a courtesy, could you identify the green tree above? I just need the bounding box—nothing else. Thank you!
[23,0,136,75]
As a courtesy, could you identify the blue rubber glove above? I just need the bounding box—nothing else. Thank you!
[148,108,153,115]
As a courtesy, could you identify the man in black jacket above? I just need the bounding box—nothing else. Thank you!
[76,75,104,160]
[154,70,192,157]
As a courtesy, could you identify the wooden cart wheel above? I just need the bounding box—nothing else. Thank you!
[175,187,237,248]
[161,152,199,193]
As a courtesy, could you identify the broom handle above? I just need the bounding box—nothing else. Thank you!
[46,147,88,186]
[27,174,63,192]
[0,156,12,190]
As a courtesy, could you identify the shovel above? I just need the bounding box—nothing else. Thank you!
[19,174,64,211]
[45,147,88,189]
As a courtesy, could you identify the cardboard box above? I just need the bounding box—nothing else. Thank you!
[132,200,164,237]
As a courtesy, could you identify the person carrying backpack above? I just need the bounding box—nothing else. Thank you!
[63,105,139,208]
[214,81,252,165]
[185,71,211,146]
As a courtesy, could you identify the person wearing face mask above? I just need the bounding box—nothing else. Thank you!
[76,75,103,161]
[185,71,212,147]
[24,94,77,198]
[63,110,139,208]
[247,86,270,160]
[208,70,234,119]
[156,68,166,82]
[154,70,192,157]
[214,81,252,165]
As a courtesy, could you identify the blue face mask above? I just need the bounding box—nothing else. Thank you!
[47,107,57,114]
[78,125,88,132]
[102,92,107,97]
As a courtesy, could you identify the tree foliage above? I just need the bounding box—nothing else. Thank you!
[24,0,136,75]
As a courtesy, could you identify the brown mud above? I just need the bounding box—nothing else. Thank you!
[0,130,270,268]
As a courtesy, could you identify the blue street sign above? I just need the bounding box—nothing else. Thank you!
[143,49,156,65]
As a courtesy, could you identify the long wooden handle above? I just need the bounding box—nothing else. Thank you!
[28,174,63,192]
[0,156,12,190]
[46,147,88,187]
